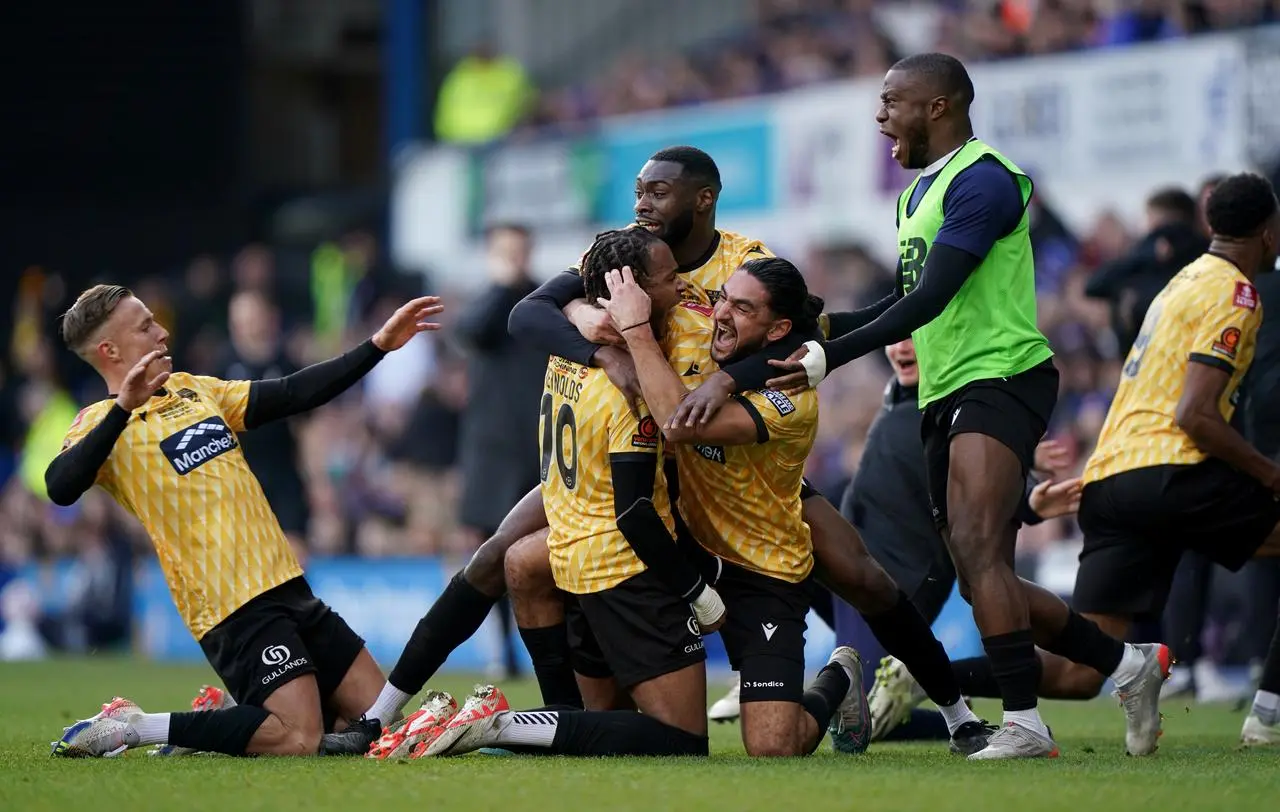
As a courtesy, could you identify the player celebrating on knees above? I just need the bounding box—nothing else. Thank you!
[47,284,442,758]
[765,53,1167,759]
[411,229,727,759]
[601,258,861,757]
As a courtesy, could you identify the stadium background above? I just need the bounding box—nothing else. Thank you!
[2,0,1280,681]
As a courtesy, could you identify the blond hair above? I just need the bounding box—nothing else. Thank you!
[60,284,132,358]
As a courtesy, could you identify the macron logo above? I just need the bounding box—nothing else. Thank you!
[160,417,237,475]
[762,622,778,641]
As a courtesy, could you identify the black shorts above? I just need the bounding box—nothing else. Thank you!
[716,563,811,704]
[920,360,1059,530]
[199,577,365,709]
[1073,460,1280,619]
[565,569,706,688]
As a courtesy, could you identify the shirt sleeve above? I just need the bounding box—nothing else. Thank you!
[933,158,1027,259]
[733,389,817,453]
[189,376,252,432]
[1188,279,1263,374]
[607,393,662,461]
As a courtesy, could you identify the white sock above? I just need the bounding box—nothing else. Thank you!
[365,683,413,726]
[938,699,980,735]
[1002,708,1049,739]
[131,713,171,746]
[1110,644,1145,687]
[1252,690,1280,721]
[496,711,559,747]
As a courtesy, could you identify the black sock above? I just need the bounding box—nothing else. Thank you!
[496,595,522,677]
[519,624,584,708]
[549,710,708,756]
[951,656,1002,698]
[983,630,1041,712]
[1040,610,1125,677]
[168,704,271,756]
[863,590,963,706]
[387,571,497,694]
[800,662,852,749]
[1258,611,1280,696]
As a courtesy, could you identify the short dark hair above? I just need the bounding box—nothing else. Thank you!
[60,284,133,357]
[740,257,823,336]
[1205,173,1279,238]
[1145,187,1198,223]
[648,146,722,193]
[580,227,665,305]
[891,52,975,108]
[484,222,531,240]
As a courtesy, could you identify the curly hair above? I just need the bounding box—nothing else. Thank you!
[581,227,665,305]
[1206,173,1278,238]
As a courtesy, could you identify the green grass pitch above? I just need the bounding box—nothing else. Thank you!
[3,657,1277,812]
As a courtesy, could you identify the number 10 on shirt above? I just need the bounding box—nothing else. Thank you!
[540,392,579,490]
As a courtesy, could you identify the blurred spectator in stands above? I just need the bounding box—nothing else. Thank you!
[435,41,535,145]
[1085,186,1206,353]
[170,254,228,375]
[453,223,543,679]
[1028,194,1080,293]
[35,491,133,654]
[219,289,309,559]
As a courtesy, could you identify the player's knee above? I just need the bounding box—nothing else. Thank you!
[744,738,803,758]
[948,529,1005,579]
[503,534,553,597]
[464,535,511,596]
[262,713,323,756]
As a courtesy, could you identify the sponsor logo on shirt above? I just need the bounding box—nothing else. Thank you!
[159,417,238,475]
[1235,282,1258,311]
[760,389,795,416]
[693,444,726,464]
[631,416,660,449]
[1213,326,1242,360]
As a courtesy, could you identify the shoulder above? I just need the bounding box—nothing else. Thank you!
[719,230,773,262]
[67,399,114,432]
[947,157,1023,208]
[747,387,818,423]
[670,301,716,334]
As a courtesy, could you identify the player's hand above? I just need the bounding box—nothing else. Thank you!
[766,344,823,395]
[668,371,734,429]
[568,302,626,347]
[1033,439,1071,476]
[594,345,643,419]
[597,266,652,337]
[371,296,444,352]
[1029,477,1083,520]
[115,350,172,412]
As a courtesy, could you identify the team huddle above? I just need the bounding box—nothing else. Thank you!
[48,53,1280,762]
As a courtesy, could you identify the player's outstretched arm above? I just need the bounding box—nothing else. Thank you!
[45,350,171,506]
[244,296,442,429]
[507,271,606,366]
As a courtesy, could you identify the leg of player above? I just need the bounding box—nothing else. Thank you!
[505,531,584,709]
[1243,529,1280,745]
[370,486,548,725]
[804,495,986,753]
[310,648,388,754]
[62,675,326,758]
[944,432,1057,760]
[738,647,860,757]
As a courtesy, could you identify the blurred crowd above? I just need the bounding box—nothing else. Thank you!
[437,0,1280,143]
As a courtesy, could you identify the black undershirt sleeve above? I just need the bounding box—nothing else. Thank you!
[611,453,706,599]
[1016,477,1044,527]
[507,271,598,366]
[823,244,981,371]
[825,289,902,339]
[245,339,386,429]
[45,404,131,506]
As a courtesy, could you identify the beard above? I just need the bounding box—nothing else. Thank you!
[904,126,932,170]
[661,207,696,247]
